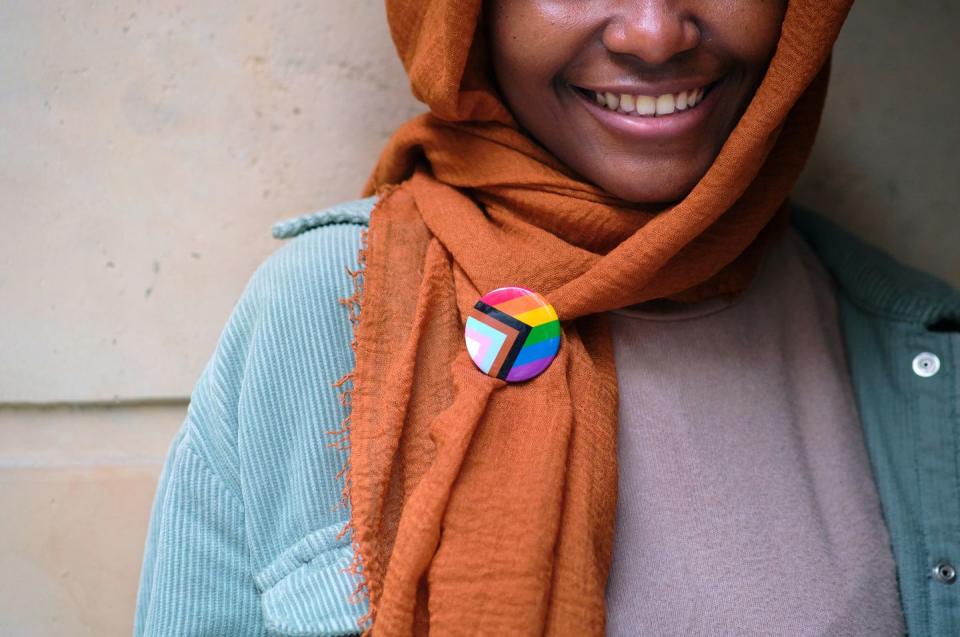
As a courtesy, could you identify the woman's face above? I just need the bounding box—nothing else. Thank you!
[485,1,787,206]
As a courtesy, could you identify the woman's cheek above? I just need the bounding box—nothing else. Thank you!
[706,1,787,64]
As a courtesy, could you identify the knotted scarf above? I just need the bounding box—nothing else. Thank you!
[336,1,854,634]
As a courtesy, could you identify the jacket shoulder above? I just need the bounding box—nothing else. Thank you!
[187,195,376,464]
[181,197,374,574]
[791,205,960,327]
[245,196,375,314]
[138,191,375,632]
[270,195,374,240]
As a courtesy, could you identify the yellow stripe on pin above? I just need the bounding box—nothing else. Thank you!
[514,304,559,327]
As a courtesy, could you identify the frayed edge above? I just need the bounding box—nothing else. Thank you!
[329,183,400,637]
[329,227,375,636]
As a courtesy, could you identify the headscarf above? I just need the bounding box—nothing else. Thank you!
[335,1,854,634]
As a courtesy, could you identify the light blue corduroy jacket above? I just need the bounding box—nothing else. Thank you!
[133,196,960,637]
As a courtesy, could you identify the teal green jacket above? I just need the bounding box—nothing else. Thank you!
[133,196,960,637]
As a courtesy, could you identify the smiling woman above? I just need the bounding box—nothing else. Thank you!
[132,1,959,636]
[485,0,788,203]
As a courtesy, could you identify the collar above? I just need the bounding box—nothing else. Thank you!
[791,204,960,329]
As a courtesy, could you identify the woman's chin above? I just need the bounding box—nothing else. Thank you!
[587,171,701,209]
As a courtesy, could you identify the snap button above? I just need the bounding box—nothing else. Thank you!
[912,352,941,378]
[933,561,956,584]
[464,286,560,382]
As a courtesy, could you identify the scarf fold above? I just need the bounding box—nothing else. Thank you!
[340,1,854,634]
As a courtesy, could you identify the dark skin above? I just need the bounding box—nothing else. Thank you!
[484,1,788,207]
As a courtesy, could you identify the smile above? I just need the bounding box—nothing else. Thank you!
[569,77,725,141]
[573,81,721,118]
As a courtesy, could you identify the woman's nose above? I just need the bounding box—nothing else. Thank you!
[601,1,701,65]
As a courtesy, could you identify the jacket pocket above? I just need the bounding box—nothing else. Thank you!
[255,522,368,637]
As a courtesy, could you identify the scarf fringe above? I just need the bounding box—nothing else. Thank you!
[327,184,399,636]
[327,226,375,636]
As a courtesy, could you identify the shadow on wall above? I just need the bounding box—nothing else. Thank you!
[794,0,959,288]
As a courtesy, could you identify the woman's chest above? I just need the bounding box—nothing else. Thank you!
[604,231,905,635]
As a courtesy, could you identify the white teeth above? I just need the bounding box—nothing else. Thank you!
[590,83,711,117]
[675,90,688,110]
[655,93,675,115]
[636,95,656,115]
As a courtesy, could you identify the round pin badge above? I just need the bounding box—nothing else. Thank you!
[464,286,560,382]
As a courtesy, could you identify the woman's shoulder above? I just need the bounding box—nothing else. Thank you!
[169,198,377,598]
[182,195,377,516]
[223,194,376,433]
[254,195,376,297]
[791,205,960,327]
[136,198,379,636]
[196,195,376,419]
[226,195,376,357]
[270,195,375,241]
[244,193,377,353]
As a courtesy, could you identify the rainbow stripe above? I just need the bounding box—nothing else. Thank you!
[464,287,560,382]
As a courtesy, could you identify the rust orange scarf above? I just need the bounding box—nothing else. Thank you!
[336,1,854,634]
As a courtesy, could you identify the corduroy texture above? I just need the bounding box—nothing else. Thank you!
[345,1,854,634]
[132,198,960,636]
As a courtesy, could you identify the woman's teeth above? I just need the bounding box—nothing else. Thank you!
[591,86,708,117]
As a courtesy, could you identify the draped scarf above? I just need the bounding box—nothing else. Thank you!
[337,1,854,634]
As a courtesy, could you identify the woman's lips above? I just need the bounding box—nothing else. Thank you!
[569,77,725,142]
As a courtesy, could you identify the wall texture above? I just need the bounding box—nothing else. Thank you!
[793,0,959,287]
[0,0,956,634]
[0,1,422,634]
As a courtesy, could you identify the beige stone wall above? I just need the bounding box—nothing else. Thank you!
[0,0,956,634]
[1,1,421,634]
